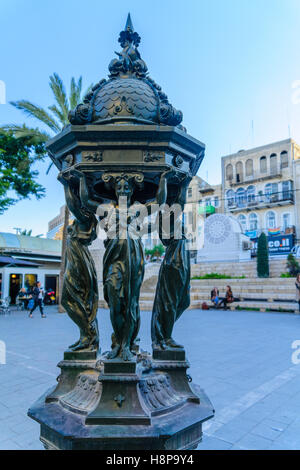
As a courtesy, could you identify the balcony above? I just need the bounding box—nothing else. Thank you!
[227,171,282,187]
[227,191,294,212]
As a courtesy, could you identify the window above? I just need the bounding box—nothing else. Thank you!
[249,213,258,230]
[266,211,276,229]
[238,214,247,233]
[283,213,291,231]
[226,190,235,207]
[265,183,278,201]
[226,164,233,181]
[247,185,256,203]
[280,151,288,169]
[270,153,277,175]
[236,188,246,208]
[282,180,292,200]
[246,159,253,177]
[260,156,267,173]
[205,198,211,206]
[214,196,219,208]
[188,188,193,198]
[236,162,243,183]
[25,274,37,290]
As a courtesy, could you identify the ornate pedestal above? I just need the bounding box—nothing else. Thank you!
[28,15,215,450]
[28,349,214,450]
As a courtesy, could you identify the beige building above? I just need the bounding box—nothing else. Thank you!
[222,138,300,243]
[187,175,223,213]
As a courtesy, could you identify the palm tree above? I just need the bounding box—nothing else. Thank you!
[3,74,92,310]
[19,229,43,237]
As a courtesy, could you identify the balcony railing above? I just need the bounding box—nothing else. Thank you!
[227,170,283,186]
[227,191,294,210]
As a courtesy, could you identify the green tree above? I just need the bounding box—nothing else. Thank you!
[286,253,300,276]
[0,132,45,214]
[256,232,269,278]
[145,244,165,260]
[2,74,92,308]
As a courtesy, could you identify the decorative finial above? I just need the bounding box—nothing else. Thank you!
[108,14,147,78]
[125,13,134,32]
[69,14,183,127]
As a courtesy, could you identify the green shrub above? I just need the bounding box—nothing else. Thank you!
[280,272,293,278]
[257,232,269,278]
[236,305,260,311]
[145,244,165,260]
[191,273,245,280]
[286,253,300,277]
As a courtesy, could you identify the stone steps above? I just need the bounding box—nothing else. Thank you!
[101,275,298,313]
[189,293,296,301]
[190,259,287,279]
[189,299,299,313]
[101,298,299,313]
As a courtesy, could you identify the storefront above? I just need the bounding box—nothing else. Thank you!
[0,233,61,303]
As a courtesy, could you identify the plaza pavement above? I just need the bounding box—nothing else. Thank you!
[0,306,300,450]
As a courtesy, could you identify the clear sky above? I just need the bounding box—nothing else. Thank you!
[1,0,300,235]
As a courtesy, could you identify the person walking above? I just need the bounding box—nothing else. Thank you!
[29,281,46,318]
[218,285,234,310]
[295,274,300,313]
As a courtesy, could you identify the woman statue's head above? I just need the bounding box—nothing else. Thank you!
[115,176,133,204]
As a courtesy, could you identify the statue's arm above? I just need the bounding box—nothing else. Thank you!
[58,172,89,223]
[146,170,174,213]
[78,171,103,214]
[176,173,193,210]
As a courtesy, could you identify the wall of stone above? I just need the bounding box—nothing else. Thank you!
[191,258,287,278]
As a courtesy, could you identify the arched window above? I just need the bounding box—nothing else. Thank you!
[282,180,292,200]
[247,185,256,203]
[205,198,211,206]
[270,153,277,175]
[226,189,235,207]
[246,159,253,177]
[249,213,258,231]
[265,182,278,201]
[238,214,247,233]
[266,211,276,229]
[282,213,291,231]
[260,156,267,173]
[280,151,288,169]
[236,188,246,208]
[236,161,243,183]
[214,196,219,207]
[226,164,233,181]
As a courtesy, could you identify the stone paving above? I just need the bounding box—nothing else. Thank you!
[0,306,300,450]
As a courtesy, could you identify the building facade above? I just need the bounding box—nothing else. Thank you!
[0,233,61,303]
[222,139,300,247]
[47,206,74,240]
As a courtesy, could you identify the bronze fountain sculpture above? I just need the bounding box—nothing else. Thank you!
[28,14,214,450]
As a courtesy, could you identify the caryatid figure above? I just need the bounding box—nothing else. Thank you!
[100,171,172,361]
[151,173,192,351]
[58,172,100,352]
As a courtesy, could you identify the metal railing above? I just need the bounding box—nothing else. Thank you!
[227,191,294,210]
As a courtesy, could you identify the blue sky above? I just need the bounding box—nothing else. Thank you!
[1,0,300,235]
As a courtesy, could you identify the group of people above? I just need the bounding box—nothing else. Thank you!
[210,285,235,309]
[18,282,46,318]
